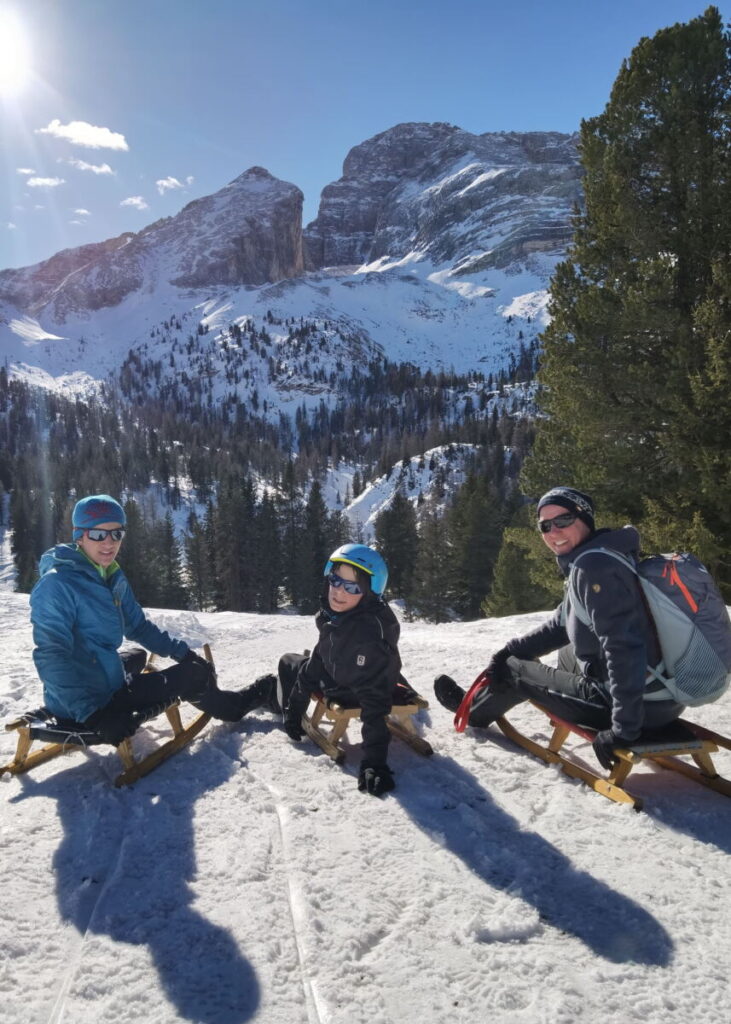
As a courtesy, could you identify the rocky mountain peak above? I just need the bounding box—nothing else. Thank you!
[304,121,580,271]
[0,167,304,321]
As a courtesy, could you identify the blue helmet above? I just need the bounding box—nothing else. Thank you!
[324,543,389,597]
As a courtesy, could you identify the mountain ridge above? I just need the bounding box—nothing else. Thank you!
[0,122,581,405]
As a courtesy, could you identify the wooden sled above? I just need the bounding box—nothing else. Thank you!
[1,645,213,788]
[496,702,731,811]
[302,690,434,764]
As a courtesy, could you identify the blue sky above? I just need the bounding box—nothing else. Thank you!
[1,0,727,271]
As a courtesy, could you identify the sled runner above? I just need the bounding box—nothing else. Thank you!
[301,689,434,764]
[1,646,213,787]
[496,702,731,811]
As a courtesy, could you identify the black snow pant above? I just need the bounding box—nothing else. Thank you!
[467,646,684,732]
[273,653,421,716]
[95,647,246,723]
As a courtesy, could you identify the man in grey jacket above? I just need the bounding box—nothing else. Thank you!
[434,486,685,770]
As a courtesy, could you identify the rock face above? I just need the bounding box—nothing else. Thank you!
[0,167,303,321]
[0,124,580,329]
[303,122,580,271]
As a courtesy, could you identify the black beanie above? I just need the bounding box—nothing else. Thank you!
[536,487,595,531]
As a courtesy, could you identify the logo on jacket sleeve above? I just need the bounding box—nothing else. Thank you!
[356,654,366,666]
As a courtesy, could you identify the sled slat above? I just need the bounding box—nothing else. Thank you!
[301,695,432,763]
[495,702,731,810]
[2,646,214,786]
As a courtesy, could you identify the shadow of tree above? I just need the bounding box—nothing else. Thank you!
[12,740,259,1023]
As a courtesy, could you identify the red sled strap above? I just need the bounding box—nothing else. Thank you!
[454,671,492,733]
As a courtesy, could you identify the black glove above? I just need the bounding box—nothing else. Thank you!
[177,648,216,700]
[283,719,305,742]
[85,706,141,746]
[485,647,512,688]
[357,762,395,797]
[592,729,634,771]
[179,649,211,671]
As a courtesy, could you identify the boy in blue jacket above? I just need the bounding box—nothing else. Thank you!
[30,494,248,745]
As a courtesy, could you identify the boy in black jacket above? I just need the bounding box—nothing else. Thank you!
[239,544,412,796]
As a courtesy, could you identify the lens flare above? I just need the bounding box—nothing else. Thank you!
[0,10,32,97]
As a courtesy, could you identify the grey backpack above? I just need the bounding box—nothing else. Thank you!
[569,549,731,707]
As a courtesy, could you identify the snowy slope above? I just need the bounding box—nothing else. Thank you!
[325,444,483,540]
[0,253,551,406]
[2,590,730,1024]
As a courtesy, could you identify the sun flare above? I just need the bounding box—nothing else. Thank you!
[0,9,32,97]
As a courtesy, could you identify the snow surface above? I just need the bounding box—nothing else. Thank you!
[2,589,731,1024]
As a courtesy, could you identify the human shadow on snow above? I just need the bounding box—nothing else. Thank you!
[12,741,260,1024]
[394,751,674,967]
[622,766,731,855]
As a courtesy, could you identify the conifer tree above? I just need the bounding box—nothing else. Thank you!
[10,488,39,592]
[150,512,189,609]
[277,462,306,608]
[326,507,352,560]
[298,481,331,613]
[374,490,419,601]
[184,509,214,611]
[119,499,156,605]
[447,473,505,619]
[522,7,731,588]
[410,510,451,623]
[253,494,282,612]
[484,521,563,617]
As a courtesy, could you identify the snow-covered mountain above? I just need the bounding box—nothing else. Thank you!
[0,167,303,320]
[0,123,580,402]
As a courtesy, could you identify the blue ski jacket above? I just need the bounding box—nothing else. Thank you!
[30,544,189,723]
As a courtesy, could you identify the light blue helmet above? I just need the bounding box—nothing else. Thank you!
[324,543,389,597]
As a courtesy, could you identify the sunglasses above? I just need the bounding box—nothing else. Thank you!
[85,527,126,542]
[538,513,577,534]
[327,572,362,595]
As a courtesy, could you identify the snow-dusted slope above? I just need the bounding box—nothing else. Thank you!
[2,590,730,1024]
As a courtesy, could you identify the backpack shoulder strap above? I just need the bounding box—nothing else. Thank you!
[567,547,638,626]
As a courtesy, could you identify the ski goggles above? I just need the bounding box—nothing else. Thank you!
[538,513,577,534]
[85,527,126,542]
[327,572,362,595]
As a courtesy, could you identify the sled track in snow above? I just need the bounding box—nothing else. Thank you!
[45,789,131,1024]
[240,761,327,1024]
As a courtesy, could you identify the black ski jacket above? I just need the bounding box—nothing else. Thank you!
[285,592,402,765]
[501,526,675,739]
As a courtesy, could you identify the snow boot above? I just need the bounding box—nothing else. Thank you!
[433,674,465,713]
[238,673,279,716]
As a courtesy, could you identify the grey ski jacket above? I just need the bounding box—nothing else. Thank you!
[501,526,670,739]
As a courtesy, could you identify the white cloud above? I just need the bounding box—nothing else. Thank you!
[27,176,65,188]
[61,157,114,175]
[156,176,183,195]
[74,208,91,216]
[7,222,17,230]
[16,167,35,175]
[35,118,128,151]
[120,196,148,210]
